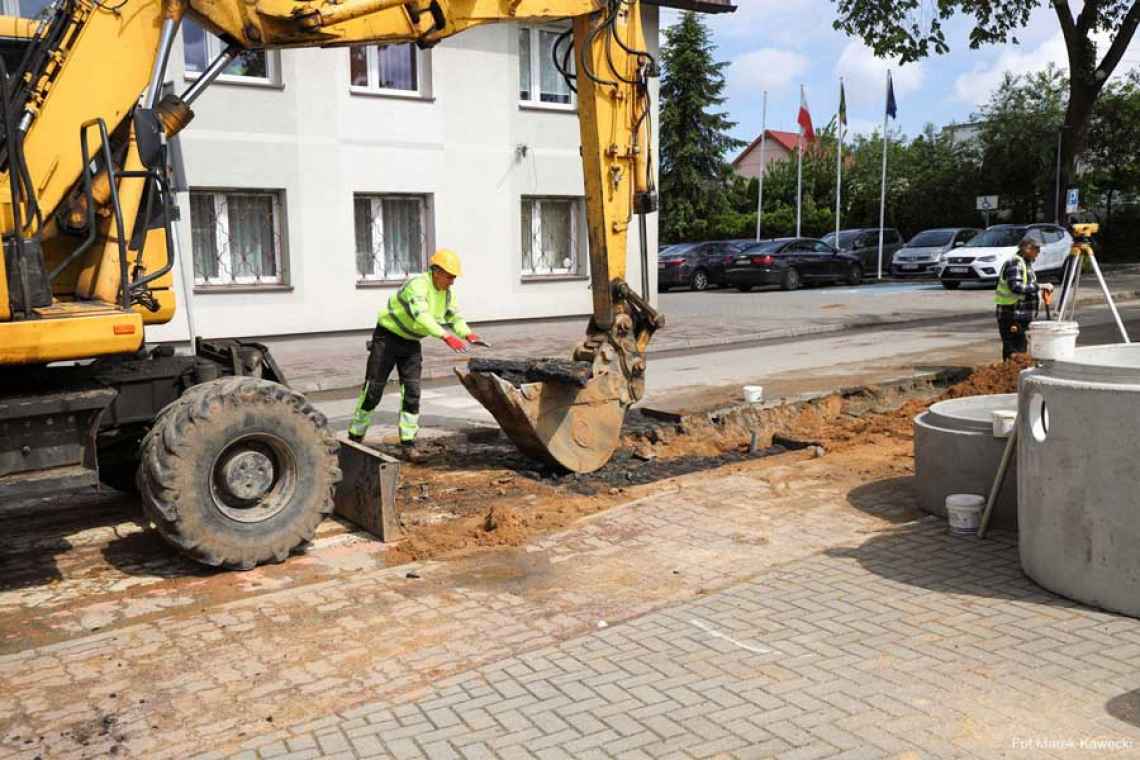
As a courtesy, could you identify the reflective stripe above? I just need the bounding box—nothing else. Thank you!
[995,257,1027,306]
[349,384,373,438]
[398,384,418,442]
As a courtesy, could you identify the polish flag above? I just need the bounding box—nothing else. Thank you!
[797,87,816,143]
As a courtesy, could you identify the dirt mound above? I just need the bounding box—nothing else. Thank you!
[942,354,1031,398]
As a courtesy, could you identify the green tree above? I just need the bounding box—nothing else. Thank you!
[895,124,983,232]
[974,67,1068,220]
[658,12,743,242]
[830,0,1140,222]
[1086,70,1140,241]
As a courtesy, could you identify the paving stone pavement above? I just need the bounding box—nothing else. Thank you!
[5,453,1140,760]
[214,520,1140,759]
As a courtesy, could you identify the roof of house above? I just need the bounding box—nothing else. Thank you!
[731,130,799,167]
[645,0,736,13]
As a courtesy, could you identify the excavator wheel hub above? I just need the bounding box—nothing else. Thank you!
[219,449,275,501]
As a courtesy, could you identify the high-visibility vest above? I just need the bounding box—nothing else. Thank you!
[378,272,469,341]
[995,255,1032,306]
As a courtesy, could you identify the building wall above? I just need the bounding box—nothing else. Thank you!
[149,9,660,343]
[733,139,792,181]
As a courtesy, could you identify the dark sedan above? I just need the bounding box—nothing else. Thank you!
[724,238,864,292]
[656,240,741,291]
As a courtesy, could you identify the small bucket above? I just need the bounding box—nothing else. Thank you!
[743,385,764,404]
[946,494,985,537]
[992,410,1017,438]
[1028,320,1079,361]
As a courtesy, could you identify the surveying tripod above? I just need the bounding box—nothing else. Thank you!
[1054,223,1131,344]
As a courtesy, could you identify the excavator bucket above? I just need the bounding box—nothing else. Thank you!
[455,366,626,474]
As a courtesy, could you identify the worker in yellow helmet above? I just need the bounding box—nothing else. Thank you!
[348,249,487,453]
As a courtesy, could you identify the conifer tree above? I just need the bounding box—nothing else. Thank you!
[659,12,743,242]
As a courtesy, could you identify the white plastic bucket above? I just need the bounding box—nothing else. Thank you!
[946,494,985,536]
[1029,320,1079,361]
[743,385,764,403]
[992,410,1017,438]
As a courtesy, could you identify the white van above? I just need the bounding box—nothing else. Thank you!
[938,224,1071,290]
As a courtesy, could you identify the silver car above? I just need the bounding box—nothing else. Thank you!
[890,228,980,277]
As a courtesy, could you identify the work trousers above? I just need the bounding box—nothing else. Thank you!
[996,307,1029,361]
[349,325,423,443]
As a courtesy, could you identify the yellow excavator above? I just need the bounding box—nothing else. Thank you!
[0,0,665,567]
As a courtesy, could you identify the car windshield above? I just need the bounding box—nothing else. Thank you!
[907,230,954,247]
[821,231,860,249]
[739,240,784,254]
[965,227,1028,248]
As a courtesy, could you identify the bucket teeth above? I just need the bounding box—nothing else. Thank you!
[455,368,625,473]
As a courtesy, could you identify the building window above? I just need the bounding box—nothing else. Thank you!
[354,194,431,282]
[521,197,584,278]
[191,190,285,286]
[183,20,275,84]
[350,44,429,97]
[3,0,54,17]
[518,26,574,109]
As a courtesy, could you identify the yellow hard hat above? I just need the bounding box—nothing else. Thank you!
[430,249,462,277]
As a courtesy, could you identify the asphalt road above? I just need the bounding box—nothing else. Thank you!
[316,297,1140,438]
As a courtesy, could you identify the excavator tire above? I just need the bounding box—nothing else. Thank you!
[137,377,341,569]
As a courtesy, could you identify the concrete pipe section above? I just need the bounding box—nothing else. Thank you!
[1019,344,1140,618]
[914,394,1019,530]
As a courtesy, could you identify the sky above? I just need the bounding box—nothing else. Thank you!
[660,1,1140,151]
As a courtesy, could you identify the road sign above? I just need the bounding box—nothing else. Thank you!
[976,195,998,211]
[1066,188,1080,214]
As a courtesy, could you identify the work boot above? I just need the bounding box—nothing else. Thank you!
[400,440,427,464]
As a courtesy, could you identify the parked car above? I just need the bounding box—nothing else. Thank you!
[938,223,1072,290]
[656,240,741,291]
[890,228,980,277]
[820,228,906,275]
[724,238,864,292]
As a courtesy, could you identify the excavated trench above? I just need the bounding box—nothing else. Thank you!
[378,358,1029,565]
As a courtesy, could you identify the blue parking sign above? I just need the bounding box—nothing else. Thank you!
[1066,188,1080,213]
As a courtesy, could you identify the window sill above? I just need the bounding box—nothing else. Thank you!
[356,279,409,288]
[194,284,293,294]
[521,274,588,283]
[183,73,284,91]
[518,101,577,114]
[349,87,435,102]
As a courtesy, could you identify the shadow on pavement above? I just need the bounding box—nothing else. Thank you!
[845,476,924,525]
[830,477,1082,609]
[100,529,216,580]
[0,489,134,592]
[1107,689,1140,729]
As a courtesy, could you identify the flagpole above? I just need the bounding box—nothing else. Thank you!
[835,78,843,242]
[797,86,804,237]
[756,90,767,241]
[877,71,890,280]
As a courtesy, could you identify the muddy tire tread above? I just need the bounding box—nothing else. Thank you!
[138,377,341,569]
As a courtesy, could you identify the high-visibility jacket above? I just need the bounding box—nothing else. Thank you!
[994,254,1039,321]
[378,272,471,341]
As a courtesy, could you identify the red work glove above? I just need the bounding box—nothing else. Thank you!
[443,335,467,353]
[466,332,490,347]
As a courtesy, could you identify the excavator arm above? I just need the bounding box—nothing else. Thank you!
[0,0,663,472]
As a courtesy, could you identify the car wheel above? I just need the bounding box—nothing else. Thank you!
[690,269,710,291]
[845,264,863,286]
[735,284,753,293]
[941,280,961,290]
[780,268,801,291]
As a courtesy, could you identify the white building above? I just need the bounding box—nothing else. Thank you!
[147,7,686,344]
